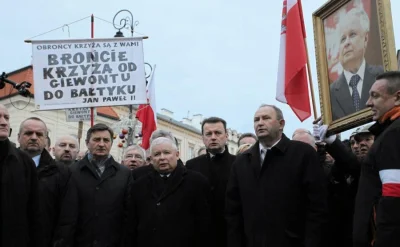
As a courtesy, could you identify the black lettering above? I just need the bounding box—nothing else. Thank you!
[109,74,118,83]
[80,64,91,75]
[103,64,112,74]
[117,85,126,95]
[56,67,67,78]
[121,73,130,82]
[69,65,78,76]
[92,64,101,74]
[44,91,53,100]
[128,62,137,71]
[118,63,127,72]
[71,89,78,98]
[73,53,84,64]
[48,54,58,65]
[54,90,63,99]
[73,77,87,86]
[100,51,110,62]
[127,85,135,94]
[88,76,97,84]
[60,54,72,64]
[98,75,108,84]
[43,68,54,79]
[118,52,127,61]
[106,86,116,96]
[50,79,59,88]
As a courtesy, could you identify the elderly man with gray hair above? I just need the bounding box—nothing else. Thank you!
[330,7,384,120]
[130,137,211,247]
[132,129,184,180]
[122,145,146,170]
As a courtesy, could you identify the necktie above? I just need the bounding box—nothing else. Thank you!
[349,74,361,111]
[260,149,267,166]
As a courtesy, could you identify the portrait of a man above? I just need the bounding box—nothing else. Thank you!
[324,0,384,121]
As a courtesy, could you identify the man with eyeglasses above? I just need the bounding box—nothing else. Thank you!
[122,145,146,170]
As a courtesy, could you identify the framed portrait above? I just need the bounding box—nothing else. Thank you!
[313,0,397,134]
[397,49,400,70]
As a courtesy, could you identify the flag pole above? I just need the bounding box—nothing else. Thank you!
[304,38,318,120]
[90,14,95,127]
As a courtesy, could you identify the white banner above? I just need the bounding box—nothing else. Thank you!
[31,37,147,110]
[65,107,94,122]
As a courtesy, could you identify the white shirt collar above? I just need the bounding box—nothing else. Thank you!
[209,147,225,158]
[344,59,366,84]
[32,154,41,167]
[259,139,281,153]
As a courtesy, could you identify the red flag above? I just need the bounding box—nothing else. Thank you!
[136,65,157,149]
[276,0,311,122]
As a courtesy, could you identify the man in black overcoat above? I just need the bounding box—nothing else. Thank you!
[130,137,211,247]
[0,104,42,246]
[186,116,236,247]
[54,123,133,247]
[226,104,328,247]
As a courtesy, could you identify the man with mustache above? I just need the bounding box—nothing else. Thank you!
[0,105,42,246]
[53,135,79,166]
[330,8,383,121]
[122,145,146,170]
[54,123,133,247]
[186,117,236,247]
[18,117,71,246]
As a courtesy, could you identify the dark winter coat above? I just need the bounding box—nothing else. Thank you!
[0,139,42,247]
[355,117,400,247]
[54,155,133,247]
[130,163,211,247]
[324,139,361,247]
[186,147,236,247]
[36,149,71,246]
[225,135,328,247]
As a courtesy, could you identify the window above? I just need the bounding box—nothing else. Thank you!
[188,144,195,159]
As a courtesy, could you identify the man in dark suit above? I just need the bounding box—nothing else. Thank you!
[330,8,384,121]
[130,137,211,247]
[18,117,71,247]
[186,117,236,247]
[226,104,328,247]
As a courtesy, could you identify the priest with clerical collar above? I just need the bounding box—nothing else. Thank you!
[130,137,211,247]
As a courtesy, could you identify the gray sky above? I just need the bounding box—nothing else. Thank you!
[1,0,399,139]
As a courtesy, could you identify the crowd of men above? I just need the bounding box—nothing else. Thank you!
[0,70,400,247]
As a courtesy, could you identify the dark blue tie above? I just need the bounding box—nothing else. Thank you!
[349,74,361,111]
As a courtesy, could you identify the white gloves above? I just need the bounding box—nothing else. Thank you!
[313,123,336,145]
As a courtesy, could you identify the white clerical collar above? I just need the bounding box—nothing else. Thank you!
[344,59,366,84]
[209,147,225,158]
[32,154,41,167]
[259,139,281,153]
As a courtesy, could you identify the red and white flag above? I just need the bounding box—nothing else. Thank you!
[276,0,311,122]
[136,65,157,149]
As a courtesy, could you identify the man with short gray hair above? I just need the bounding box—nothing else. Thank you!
[132,130,183,180]
[330,8,384,120]
[122,145,146,170]
[130,137,211,247]
[292,128,316,149]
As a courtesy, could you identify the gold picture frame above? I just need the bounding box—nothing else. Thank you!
[313,0,397,134]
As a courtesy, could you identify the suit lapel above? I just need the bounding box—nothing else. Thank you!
[360,64,374,107]
[334,73,356,115]
[248,143,262,178]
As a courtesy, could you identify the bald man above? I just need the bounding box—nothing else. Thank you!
[53,135,79,166]
[292,128,316,149]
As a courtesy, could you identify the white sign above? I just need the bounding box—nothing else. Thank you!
[65,107,94,122]
[31,37,147,110]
